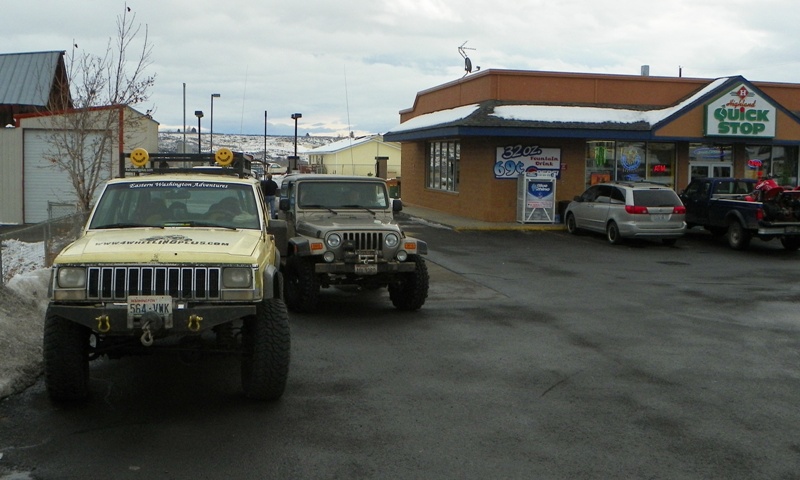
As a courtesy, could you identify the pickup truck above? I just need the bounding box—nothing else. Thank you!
[679,177,800,250]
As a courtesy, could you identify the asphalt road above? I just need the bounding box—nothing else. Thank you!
[2,223,800,479]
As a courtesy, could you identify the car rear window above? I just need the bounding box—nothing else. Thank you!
[633,189,681,207]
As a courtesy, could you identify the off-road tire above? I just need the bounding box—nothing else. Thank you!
[283,255,319,313]
[780,237,800,251]
[565,213,579,235]
[241,298,291,400]
[389,256,429,311]
[43,312,90,402]
[727,221,751,250]
[606,221,623,245]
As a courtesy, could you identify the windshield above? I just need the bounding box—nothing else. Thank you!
[296,181,389,209]
[89,181,261,230]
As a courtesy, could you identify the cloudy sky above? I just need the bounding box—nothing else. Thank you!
[4,0,798,137]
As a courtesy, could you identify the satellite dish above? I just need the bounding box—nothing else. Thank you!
[458,41,476,78]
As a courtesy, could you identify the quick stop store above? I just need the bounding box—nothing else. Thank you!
[384,69,800,223]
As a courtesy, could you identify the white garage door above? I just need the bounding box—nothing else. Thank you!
[23,130,112,223]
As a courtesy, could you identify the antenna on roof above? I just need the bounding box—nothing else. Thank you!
[458,41,478,78]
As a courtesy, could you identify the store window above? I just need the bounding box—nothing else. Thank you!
[427,140,460,192]
[585,141,615,185]
[745,145,799,185]
[584,141,675,187]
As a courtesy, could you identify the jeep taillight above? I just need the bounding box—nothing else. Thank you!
[673,205,686,214]
[625,205,649,214]
[757,208,765,220]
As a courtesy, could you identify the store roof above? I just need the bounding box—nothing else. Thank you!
[385,77,734,142]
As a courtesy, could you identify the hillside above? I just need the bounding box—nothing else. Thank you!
[158,131,339,170]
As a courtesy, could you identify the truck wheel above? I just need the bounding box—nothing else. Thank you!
[780,237,800,251]
[283,256,319,313]
[43,313,90,402]
[606,221,623,245]
[565,213,579,235]
[389,256,429,311]
[727,221,751,250]
[241,298,291,401]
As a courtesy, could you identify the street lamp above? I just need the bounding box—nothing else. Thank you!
[290,113,302,172]
[194,110,204,154]
[210,93,220,151]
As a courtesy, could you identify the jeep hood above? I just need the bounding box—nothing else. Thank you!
[296,211,398,233]
[54,228,263,264]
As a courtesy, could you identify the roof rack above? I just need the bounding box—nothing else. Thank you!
[122,150,253,178]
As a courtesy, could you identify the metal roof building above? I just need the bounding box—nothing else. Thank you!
[0,51,71,126]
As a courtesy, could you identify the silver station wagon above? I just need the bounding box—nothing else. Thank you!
[565,182,687,245]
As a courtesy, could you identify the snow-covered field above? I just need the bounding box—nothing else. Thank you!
[0,239,49,399]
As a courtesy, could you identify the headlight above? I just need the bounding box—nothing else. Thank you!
[57,267,86,288]
[326,233,342,248]
[385,233,399,248]
[222,267,253,288]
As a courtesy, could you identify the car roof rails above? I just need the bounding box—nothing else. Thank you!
[122,149,254,178]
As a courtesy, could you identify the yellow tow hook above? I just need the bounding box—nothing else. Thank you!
[187,314,203,332]
[96,315,111,333]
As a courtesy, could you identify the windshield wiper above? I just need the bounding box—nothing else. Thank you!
[165,221,238,230]
[94,223,163,229]
[341,205,376,214]
[304,205,338,215]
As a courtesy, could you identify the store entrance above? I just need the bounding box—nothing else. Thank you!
[688,162,732,181]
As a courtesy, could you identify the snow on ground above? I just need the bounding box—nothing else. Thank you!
[0,240,50,399]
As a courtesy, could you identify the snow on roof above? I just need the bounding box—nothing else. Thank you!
[387,104,481,133]
[387,77,730,133]
[308,135,376,154]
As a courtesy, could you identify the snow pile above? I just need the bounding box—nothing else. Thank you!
[0,240,50,399]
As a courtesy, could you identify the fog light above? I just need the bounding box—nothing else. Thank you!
[396,250,408,261]
[323,251,336,263]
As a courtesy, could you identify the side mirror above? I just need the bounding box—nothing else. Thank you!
[392,199,403,213]
[279,198,290,211]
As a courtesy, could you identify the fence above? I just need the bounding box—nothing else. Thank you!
[0,203,87,287]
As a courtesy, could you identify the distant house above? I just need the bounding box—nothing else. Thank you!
[307,134,401,179]
[0,51,158,224]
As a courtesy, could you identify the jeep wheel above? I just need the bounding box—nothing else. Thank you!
[727,221,751,250]
[241,298,291,400]
[43,312,90,402]
[283,256,319,313]
[389,256,429,311]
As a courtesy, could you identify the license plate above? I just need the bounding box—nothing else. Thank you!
[354,264,378,275]
[128,295,173,317]
[651,214,669,222]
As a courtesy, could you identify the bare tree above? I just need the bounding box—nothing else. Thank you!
[42,4,156,213]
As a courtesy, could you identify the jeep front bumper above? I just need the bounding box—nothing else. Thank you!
[47,302,256,335]
[314,261,418,274]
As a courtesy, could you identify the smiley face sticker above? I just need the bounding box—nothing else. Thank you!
[215,148,234,166]
[130,148,149,167]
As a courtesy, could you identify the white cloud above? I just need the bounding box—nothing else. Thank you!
[3,0,798,136]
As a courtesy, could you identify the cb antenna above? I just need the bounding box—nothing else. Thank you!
[458,41,479,78]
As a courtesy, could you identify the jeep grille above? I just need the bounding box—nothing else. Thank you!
[87,266,221,300]
[342,231,384,250]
